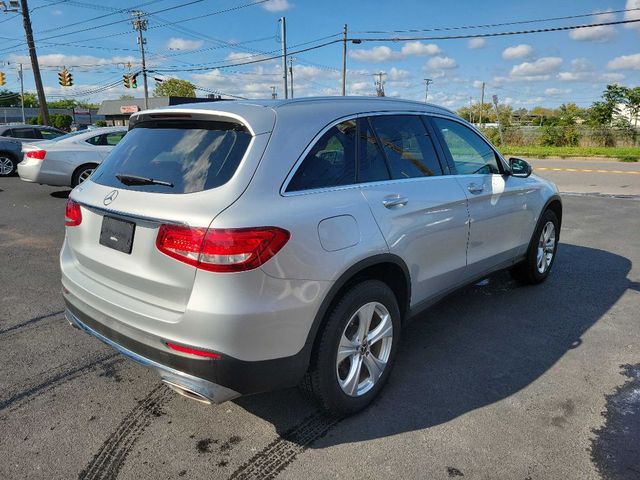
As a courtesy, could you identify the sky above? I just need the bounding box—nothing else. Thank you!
[0,0,639,110]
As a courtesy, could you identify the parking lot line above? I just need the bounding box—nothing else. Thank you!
[536,167,640,175]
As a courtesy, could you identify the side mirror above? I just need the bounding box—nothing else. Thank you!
[509,157,532,178]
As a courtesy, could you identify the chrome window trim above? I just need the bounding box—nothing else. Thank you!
[280,109,455,197]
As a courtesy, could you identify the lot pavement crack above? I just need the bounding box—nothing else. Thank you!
[0,309,65,336]
[0,353,121,412]
[78,384,172,480]
[228,411,342,480]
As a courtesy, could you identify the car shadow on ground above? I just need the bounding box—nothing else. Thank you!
[50,190,71,199]
[235,243,638,447]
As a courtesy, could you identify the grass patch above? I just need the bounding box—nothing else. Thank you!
[499,146,639,162]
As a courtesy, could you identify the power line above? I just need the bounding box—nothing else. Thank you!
[351,6,640,34]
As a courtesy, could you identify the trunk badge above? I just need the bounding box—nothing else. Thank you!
[103,190,118,205]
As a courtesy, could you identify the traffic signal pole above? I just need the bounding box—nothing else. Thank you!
[20,0,49,125]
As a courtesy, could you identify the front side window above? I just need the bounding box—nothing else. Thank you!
[287,120,356,192]
[432,118,500,175]
[40,129,65,140]
[369,115,443,179]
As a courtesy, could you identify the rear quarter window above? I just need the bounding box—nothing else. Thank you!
[91,120,252,194]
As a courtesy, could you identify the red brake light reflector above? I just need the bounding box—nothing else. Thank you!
[166,342,221,359]
[156,225,290,272]
[65,199,82,227]
[26,149,46,160]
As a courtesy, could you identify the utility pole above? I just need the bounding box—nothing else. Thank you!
[288,57,294,99]
[492,94,504,145]
[279,17,288,99]
[374,72,385,97]
[132,11,149,110]
[423,78,433,103]
[18,63,25,123]
[469,96,473,124]
[20,0,49,125]
[271,86,277,99]
[479,81,485,128]
[341,24,347,96]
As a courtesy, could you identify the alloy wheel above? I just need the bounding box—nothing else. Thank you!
[536,221,556,274]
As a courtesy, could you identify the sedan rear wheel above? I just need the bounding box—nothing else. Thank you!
[72,164,97,187]
[0,154,16,176]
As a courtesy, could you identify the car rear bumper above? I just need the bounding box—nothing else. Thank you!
[17,159,42,182]
[63,292,312,401]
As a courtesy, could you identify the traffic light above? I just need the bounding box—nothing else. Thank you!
[131,74,137,89]
[0,71,5,86]
[58,69,73,87]
[123,74,130,88]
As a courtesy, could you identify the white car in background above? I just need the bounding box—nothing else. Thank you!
[18,127,127,187]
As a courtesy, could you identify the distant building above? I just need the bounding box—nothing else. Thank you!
[615,103,640,127]
[97,96,224,126]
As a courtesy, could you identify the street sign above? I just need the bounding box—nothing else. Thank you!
[120,105,140,114]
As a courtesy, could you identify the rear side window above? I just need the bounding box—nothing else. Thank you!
[358,119,390,183]
[287,120,356,192]
[86,132,125,146]
[92,120,251,194]
[40,129,64,140]
[9,128,38,139]
[369,115,443,179]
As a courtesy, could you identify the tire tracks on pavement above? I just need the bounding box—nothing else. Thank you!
[0,309,65,336]
[228,411,342,480]
[79,384,172,480]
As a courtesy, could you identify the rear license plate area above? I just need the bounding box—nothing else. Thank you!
[99,216,135,254]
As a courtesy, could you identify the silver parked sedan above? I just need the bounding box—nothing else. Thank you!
[18,126,127,187]
[61,97,561,414]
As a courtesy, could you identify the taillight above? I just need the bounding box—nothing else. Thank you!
[26,149,46,160]
[65,199,82,226]
[156,225,290,272]
[166,342,221,359]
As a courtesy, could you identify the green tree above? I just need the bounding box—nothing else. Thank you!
[153,78,196,98]
[119,94,134,100]
[456,102,495,124]
[48,99,77,109]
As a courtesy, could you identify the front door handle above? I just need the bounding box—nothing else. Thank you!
[382,195,409,209]
[467,183,484,194]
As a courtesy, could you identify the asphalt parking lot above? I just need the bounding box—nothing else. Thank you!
[1,167,639,480]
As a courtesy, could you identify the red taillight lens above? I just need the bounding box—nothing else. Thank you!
[26,149,46,160]
[156,225,290,272]
[166,342,221,359]
[65,199,82,227]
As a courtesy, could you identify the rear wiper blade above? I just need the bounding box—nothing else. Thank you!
[116,173,174,187]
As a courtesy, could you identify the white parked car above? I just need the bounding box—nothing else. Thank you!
[18,127,127,187]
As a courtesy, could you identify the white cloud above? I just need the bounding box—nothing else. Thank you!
[51,9,62,15]
[225,52,270,63]
[401,41,441,57]
[468,38,486,49]
[166,37,204,51]
[544,87,572,95]
[571,58,592,71]
[426,56,457,70]
[263,0,292,12]
[502,44,533,60]
[349,46,402,63]
[387,67,410,81]
[472,80,484,89]
[558,71,589,82]
[607,53,640,70]
[511,57,562,76]
[9,53,137,68]
[625,0,640,30]
[600,72,625,82]
[569,10,617,42]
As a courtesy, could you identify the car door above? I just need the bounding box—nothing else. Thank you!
[359,114,469,306]
[429,116,534,278]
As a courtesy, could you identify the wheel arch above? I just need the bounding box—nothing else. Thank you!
[72,162,99,186]
[299,254,411,369]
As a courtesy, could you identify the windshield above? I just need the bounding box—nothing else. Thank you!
[91,120,252,194]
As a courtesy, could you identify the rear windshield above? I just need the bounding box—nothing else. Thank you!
[91,120,252,194]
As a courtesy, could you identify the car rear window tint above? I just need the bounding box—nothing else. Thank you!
[370,115,443,179]
[91,120,251,194]
[287,120,356,192]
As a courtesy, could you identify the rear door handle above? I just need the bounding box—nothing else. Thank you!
[467,183,484,194]
[382,195,409,209]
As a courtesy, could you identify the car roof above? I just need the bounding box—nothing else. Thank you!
[131,96,457,135]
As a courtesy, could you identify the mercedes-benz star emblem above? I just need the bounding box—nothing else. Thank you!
[103,190,118,206]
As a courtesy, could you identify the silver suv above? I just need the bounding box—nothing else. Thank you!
[62,97,561,414]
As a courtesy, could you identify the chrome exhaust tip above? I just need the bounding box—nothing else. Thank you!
[162,379,212,404]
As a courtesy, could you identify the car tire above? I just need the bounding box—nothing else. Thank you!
[0,153,17,177]
[511,209,559,284]
[72,164,97,187]
[301,279,401,415]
